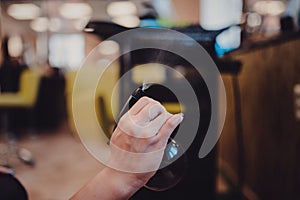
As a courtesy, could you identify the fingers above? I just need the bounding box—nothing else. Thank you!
[156,113,184,143]
[147,103,166,121]
[135,101,166,124]
[0,166,14,175]
[110,96,184,173]
[129,96,151,115]
[118,96,183,139]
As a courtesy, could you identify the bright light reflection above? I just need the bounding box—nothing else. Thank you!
[49,34,85,69]
[59,3,92,19]
[49,18,62,32]
[30,17,49,32]
[247,12,262,27]
[7,3,41,20]
[84,28,94,32]
[98,40,120,56]
[8,35,23,57]
[253,1,286,16]
[106,1,137,18]
[112,15,140,28]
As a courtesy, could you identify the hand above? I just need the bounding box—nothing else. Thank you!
[0,166,14,175]
[71,97,183,200]
[109,96,183,185]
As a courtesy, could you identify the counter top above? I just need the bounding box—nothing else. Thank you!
[227,29,300,56]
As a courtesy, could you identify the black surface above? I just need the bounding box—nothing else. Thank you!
[123,48,216,200]
[0,173,28,200]
[85,22,243,199]
[34,71,66,131]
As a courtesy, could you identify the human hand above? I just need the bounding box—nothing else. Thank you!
[70,97,183,200]
[0,166,14,175]
[109,96,183,186]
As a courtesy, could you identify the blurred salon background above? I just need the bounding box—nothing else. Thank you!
[0,0,299,199]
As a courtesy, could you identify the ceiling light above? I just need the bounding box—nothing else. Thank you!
[7,3,41,20]
[8,35,23,57]
[30,17,49,32]
[74,17,91,31]
[98,40,120,56]
[112,15,140,28]
[59,3,92,19]
[107,1,137,18]
[247,12,262,27]
[49,18,62,32]
[253,1,286,16]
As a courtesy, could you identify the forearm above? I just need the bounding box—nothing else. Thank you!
[70,167,145,200]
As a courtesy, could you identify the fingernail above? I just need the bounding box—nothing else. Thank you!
[172,114,183,126]
[178,113,184,118]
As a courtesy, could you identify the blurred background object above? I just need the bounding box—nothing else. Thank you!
[0,0,299,199]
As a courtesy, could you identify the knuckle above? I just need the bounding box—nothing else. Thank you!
[118,114,133,131]
[151,101,165,112]
[139,96,151,102]
[118,114,128,126]
[141,128,156,138]
[151,99,162,106]
[166,119,175,128]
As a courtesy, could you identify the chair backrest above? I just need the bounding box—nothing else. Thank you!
[17,69,41,107]
[65,64,120,137]
[65,70,77,133]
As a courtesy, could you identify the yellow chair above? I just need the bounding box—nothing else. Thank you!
[162,102,185,114]
[0,69,41,166]
[65,63,184,142]
[0,69,41,108]
[65,62,119,139]
[65,70,77,135]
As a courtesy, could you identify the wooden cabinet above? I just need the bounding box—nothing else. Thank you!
[219,37,300,199]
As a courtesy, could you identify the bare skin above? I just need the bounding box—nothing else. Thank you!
[70,97,183,200]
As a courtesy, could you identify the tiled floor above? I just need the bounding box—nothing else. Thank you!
[1,125,238,200]
[4,127,103,200]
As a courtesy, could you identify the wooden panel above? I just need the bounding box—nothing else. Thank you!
[218,38,300,199]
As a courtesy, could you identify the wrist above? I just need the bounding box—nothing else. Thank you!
[101,167,147,198]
